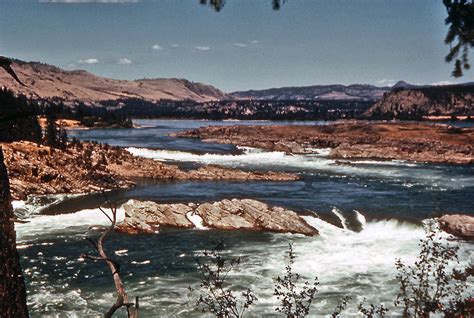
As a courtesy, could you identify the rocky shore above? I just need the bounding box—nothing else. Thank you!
[2,141,298,200]
[174,122,474,164]
[116,198,318,236]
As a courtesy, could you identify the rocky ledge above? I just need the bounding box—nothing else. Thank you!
[439,214,474,240]
[115,198,318,236]
[1,141,298,200]
[173,122,474,164]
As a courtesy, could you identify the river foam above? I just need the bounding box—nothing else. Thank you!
[126,146,473,190]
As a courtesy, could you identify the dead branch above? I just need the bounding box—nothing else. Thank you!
[82,190,139,318]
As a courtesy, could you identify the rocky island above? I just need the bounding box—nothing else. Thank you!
[116,198,318,236]
[2,141,298,200]
[174,122,474,164]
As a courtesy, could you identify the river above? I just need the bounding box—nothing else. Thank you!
[14,119,474,317]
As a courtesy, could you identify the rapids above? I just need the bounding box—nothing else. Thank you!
[15,119,473,317]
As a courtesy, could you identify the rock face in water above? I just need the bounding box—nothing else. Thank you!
[438,214,474,240]
[116,198,318,236]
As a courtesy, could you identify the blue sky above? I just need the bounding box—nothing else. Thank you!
[0,0,472,92]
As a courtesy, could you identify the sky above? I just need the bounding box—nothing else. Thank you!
[0,0,472,92]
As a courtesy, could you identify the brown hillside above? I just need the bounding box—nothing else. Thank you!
[0,60,229,103]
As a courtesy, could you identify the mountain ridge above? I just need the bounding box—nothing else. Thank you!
[0,58,230,103]
[230,83,392,101]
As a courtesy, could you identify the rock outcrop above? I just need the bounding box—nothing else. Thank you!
[365,84,474,119]
[1,141,298,200]
[438,214,474,240]
[116,198,318,236]
[174,122,474,164]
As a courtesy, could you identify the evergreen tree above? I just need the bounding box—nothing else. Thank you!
[0,87,42,143]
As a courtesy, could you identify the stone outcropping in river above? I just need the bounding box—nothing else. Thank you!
[116,198,318,236]
[439,214,474,240]
[174,122,474,164]
[2,141,298,200]
[0,147,28,317]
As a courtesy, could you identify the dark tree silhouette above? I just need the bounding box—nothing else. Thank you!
[444,0,474,77]
[0,88,42,143]
[199,0,286,11]
[0,56,26,86]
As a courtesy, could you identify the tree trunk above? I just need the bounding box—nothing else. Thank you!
[0,146,29,317]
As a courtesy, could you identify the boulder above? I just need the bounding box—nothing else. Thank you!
[116,198,318,236]
[438,214,474,240]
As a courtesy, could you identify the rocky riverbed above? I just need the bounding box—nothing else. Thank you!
[1,141,298,200]
[173,122,474,164]
[116,198,318,236]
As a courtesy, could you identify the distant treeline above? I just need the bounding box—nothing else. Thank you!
[0,88,66,147]
[100,98,375,120]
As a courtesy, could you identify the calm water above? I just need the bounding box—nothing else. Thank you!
[15,119,473,317]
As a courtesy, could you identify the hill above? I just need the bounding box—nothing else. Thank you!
[0,59,229,103]
[231,84,390,101]
[365,83,474,119]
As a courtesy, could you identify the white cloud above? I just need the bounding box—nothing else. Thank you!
[233,42,248,48]
[118,58,132,65]
[152,44,163,51]
[431,80,454,86]
[39,0,140,3]
[250,40,259,45]
[170,43,180,48]
[376,79,395,86]
[78,58,99,64]
[195,46,211,51]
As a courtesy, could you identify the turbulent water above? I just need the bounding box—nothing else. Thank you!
[15,119,474,317]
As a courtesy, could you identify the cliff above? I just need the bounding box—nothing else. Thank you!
[365,84,474,119]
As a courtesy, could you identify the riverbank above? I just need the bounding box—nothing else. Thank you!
[2,141,298,200]
[174,122,474,164]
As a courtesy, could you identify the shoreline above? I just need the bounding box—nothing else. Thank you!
[2,141,298,201]
[174,122,474,165]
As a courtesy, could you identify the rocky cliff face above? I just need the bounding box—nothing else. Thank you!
[231,84,389,101]
[365,84,474,119]
[0,59,230,103]
[0,147,29,317]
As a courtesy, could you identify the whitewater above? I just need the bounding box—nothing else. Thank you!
[14,119,474,317]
